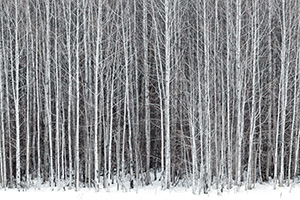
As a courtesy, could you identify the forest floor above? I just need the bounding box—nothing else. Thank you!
[0,181,300,200]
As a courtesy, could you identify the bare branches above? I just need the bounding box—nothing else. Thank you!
[0,0,299,192]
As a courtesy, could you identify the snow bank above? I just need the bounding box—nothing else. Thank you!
[0,183,299,200]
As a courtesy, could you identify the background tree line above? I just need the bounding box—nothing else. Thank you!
[0,0,300,194]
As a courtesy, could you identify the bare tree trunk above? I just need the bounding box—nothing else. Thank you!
[66,0,73,188]
[189,91,198,194]
[266,0,273,181]
[108,68,115,188]
[246,0,258,190]
[0,20,5,189]
[45,0,54,190]
[274,84,281,189]
[25,0,32,188]
[35,13,41,188]
[54,1,61,189]
[82,0,90,188]
[226,0,233,189]
[75,0,81,190]
[279,0,288,187]
[14,0,21,190]
[293,1,300,182]
[236,0,244,188]
[164,0,171,189]
[133,0,140,188]
[203,0,211,192]
[0,12,6,189]
[213,0,220,193]
[94,0,103,190]
[143,0,151,186]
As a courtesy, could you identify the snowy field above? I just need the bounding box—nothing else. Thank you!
[1,183,300,200]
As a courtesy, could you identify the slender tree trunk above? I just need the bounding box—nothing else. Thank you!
[213,0,220,193]
[83,0,91,188]
[35,12,41,188]
[53,1,61,189]
[266,0,273,182]
[61,101,66,188]
[45,0,54,190]
[236,0,244,187]
[14,0,21,190]
[203,0,211,192]
[164,0,171,189]
[293,2,300,182]
[94,0,102,190]
[108,69,115,188]
[66,0,73,188]
[0,13,6,189]
[75,0,80,191]
[0,22,5,189]
[143,0,151,186]
[226,0,233,189]
[246,1,258,190]
[25,0,32,188]
[279,0,287,187]
[133,0,140,189]
[189,91,198,194]
[274,82,281,189]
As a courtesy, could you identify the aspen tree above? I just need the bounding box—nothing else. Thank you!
[266,0,273,182]
[0,17,4,189]
[279,0,288,187]
[164,0,171,189]
[25,0,32,188]
[133,0,140,188]
[14,0,21,190]
[64,0,73,187]
[143,0,151,186]
[235,0,244,187]
[45,0,54,190]
[203,0,211,192]
[94,0,102,190]
[54,0,61,188]
[35,3,41,188]
[293,0,300,183]
[75,0,80,190]
[246,0,258,189]
[226,0,233,189]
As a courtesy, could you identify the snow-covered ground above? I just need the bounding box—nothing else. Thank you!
[1,183,300,200]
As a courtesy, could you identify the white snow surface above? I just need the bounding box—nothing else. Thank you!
[1,183,300,200]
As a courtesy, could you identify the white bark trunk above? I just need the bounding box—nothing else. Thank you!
[226,0,233,189]
[25,0,31,188]
[236,0,243,187]
[279,0,287,187]
[0,15,6,189]
[246,1,258,190]
[143,0,151,186]
[14,0,21,190]
[45,0,54,190]
[75,1,80,190]
[164,0,171,189]
[203,0,211,191]
[94,0,102,190]
[0,28,5,189]
[35,14,41,189]
[66,1,73,188]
